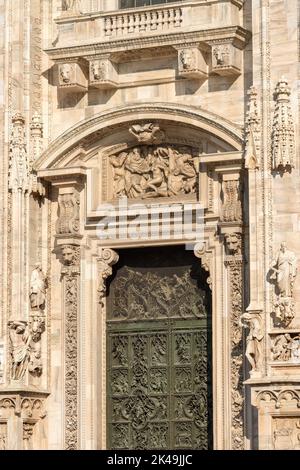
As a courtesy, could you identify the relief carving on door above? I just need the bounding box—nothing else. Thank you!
[107,248,212,450]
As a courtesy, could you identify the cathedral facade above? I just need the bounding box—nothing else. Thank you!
[0,0,299,450]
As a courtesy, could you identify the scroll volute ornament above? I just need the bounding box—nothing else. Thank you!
[97,248,119,304]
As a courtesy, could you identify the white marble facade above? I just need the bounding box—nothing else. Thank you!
[0,0,299,450]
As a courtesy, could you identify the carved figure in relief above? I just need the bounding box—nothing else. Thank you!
[270,243,297,326]
[9,322,31,380]
[271,242,297,297]
[30,263,47,310]
[129,123,165,145]
[110,145,197,199]
[240,313,263,373]
[271,334,292,361]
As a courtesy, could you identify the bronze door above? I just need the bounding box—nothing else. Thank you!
[107,246,212,450]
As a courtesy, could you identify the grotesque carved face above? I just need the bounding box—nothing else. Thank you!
[91,61,107,81]
[213,46,230,67]
[225,233,241,253]
[60,64,73,83]
[62,245,75,265]
[180,49,194,70]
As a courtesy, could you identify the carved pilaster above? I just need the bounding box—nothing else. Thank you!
[224,234,244,450]
[56,189,80,235]
[60,244,81,450]
[272,77,296,172]
[221,175,242,223]
[30,113,45,197]
[97,248,119,305]
[9,113,29,193]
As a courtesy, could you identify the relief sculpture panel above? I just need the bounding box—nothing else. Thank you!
[109,145,197,199]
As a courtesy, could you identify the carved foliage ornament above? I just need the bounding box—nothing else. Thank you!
[221,179,242,223]
[56,190,80,235]
[110,145,197,199]
[272,77,296,171]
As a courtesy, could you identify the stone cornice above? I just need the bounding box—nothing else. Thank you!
[46,26,250,61]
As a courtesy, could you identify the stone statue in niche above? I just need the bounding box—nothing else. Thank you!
[240,313,263,374]
[30,263,47,310]
[110,145,197,199]
[270,242,297,326]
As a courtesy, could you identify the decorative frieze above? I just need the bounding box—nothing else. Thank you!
[109,145,197,199]
[58,61,88,93]
[177,47,208,80]
[245,86,260,169]
[272,77,296,171]
[270,243,297,327]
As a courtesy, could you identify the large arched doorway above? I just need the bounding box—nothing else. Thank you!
[106,245,212,450]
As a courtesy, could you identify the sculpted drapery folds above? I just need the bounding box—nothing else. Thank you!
[30,263,47,310]
[56,191,80,235]
[270,242,297,326]
[110,145,197,199]
[240,313,263,375]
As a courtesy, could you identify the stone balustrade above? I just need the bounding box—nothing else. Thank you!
[103,6,183,37]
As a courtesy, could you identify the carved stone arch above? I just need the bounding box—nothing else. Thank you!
[35,103,243,171]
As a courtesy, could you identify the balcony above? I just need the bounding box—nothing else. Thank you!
[47,0,249,93]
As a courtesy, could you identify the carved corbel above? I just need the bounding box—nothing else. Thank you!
[58,59,88,93]
[88,56,118,89]
[208,40,242,77]
[194,241,212,289]
[97,248,119,305]
[176,46,208,80]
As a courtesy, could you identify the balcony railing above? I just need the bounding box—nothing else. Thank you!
[103,7,183,37]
